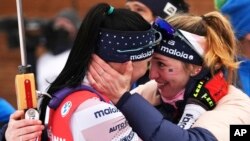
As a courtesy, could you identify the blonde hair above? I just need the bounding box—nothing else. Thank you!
[166,11,239,84]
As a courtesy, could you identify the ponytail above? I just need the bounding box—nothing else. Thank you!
[202,11,239,84]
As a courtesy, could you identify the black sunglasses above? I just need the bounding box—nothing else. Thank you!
[153,17,202,58]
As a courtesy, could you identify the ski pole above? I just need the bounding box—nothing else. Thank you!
[15,0,39,120]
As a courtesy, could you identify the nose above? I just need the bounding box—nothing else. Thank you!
[149,66,159,80]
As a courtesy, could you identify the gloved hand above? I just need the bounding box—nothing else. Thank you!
[178,71,228,129]
[188,71,228,110]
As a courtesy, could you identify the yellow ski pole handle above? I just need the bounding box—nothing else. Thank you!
[15,71,39,119]
[15,73,37,109]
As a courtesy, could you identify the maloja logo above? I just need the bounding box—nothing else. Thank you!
[94,107,119,118]
[130,49,154,60]
[160,46,194,60]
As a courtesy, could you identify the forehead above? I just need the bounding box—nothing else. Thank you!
[152,53,184,64]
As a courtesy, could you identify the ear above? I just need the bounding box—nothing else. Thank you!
[190,65,202,77]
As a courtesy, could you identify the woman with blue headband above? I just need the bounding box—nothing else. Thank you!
[88,11,250,141]
[2,3,161,141]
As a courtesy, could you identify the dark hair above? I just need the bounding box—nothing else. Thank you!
[39,2,151,135]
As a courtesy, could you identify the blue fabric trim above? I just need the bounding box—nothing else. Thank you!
[0,124,8,141]
[48,85,106,109]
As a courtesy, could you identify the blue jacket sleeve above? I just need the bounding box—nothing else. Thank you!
[116,93,217,141]
[0,124,7,141]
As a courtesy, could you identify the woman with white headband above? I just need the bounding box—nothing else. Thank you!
[88,11,250,141]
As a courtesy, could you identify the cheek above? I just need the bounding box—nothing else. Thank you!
[170,72,190,88]
[132,61,149,82]
[131,69,147,83]
[173,75,189,86]
[162,68,190,87]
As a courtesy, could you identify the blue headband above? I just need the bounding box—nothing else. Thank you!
[96,28,161,63]
[153,17,203,65]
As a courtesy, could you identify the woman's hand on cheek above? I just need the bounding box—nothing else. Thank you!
[88,54,133,104]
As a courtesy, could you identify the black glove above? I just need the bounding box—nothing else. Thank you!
[188,71,228,110]
[178,71,228,129]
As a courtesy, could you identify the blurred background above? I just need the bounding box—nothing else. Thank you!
[0,0,214,108]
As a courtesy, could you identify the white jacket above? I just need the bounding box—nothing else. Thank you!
[193,85,250,141]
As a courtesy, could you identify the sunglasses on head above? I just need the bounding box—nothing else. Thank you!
[153,17,202,58]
